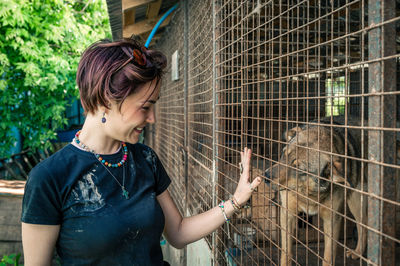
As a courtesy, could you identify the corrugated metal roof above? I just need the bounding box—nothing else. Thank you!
[106,0,122,40]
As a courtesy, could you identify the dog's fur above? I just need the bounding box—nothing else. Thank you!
[264,117,370,266]
[250,168,279,242]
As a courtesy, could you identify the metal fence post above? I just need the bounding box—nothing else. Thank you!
[212,0,217,264]
[367,0,397,265]
[183,0,189,265]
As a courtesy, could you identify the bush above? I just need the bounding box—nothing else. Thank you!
[0,0,111,158]
[0,253,22,266]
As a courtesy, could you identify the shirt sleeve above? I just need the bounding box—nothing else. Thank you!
[21,164,62,225]
[153,150,171,195]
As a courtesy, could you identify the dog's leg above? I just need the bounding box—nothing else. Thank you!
[280,191,296,266]
[346,190,367,259]
[321,203,343,266]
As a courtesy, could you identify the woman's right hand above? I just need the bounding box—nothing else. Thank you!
[232,147,262,206]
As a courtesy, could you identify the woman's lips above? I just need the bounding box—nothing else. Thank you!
[134,127,143,133]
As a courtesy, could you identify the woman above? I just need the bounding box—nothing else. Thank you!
[21,38,262,265]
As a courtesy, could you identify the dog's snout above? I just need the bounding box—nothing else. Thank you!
[264,169,271,184]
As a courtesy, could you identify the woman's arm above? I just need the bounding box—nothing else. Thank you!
[157,148,262,249]
[21,222,60,266]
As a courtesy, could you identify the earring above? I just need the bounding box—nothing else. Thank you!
[101,112,106,123]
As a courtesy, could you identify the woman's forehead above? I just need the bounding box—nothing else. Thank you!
[133,82,160,102]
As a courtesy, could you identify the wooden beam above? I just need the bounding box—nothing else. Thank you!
[123,8,136,27]
[122,0,156,10]
[123,13,172,38]
[146,0,162,19]
[140,32,163,45]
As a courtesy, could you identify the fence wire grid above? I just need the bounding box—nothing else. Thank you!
[147,0,400,265]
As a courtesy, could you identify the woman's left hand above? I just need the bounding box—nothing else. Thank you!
[233,147,262,206]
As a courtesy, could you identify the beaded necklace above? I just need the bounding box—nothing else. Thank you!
[73,130,130,199]
[74,130,128,167]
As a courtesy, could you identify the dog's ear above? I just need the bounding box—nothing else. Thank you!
[331,160,351,187]
[284,127,302,141]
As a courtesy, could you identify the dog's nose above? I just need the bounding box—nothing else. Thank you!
[264,169,271,184]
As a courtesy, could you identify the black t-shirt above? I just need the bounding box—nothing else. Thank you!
[21,143,171,265]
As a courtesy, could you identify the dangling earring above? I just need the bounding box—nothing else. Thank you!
[101,112,106,123]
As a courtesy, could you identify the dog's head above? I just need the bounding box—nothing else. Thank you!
[264,126,350,196]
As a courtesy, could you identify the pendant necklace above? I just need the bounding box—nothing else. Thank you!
[98,161,129,199]
[74,130,129,199]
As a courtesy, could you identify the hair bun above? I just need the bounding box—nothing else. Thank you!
[145,49,167,70]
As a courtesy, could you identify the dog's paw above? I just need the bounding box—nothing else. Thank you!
[346,249,361,260]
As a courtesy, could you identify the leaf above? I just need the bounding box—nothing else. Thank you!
[0,53,9,67]
[0,80,7,91]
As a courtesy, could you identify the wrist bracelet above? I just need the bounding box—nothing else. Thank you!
[230,198,240,212]
[218,201,230,222]
[218,201,231,239]
[231,196,242,211]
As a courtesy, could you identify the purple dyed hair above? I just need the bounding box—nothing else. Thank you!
[76,38,167,114]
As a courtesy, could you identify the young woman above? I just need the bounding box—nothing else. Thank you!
[21,38,262,265]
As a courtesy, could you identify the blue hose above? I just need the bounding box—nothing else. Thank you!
[144,3,179,48]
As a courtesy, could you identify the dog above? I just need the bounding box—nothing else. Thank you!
[250,168,279,242]
[264,117,369,266]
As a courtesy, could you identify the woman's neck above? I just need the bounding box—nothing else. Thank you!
[76,113,121,155]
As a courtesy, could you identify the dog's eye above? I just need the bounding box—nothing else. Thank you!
[320,165,330,177]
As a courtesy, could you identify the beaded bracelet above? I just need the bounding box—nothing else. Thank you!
[218,201,230,222]
[230,198,239,211]
[218,201,231,239]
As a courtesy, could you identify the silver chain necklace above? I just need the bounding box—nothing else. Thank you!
[97,158,129,199]
[73,138,130,199]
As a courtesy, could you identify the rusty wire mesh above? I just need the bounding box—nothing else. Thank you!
[147,5,186,214]
[186,0,215,247]
[150,0,400,265]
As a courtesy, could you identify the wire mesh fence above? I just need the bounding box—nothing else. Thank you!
[186,0,215,248]
[150,0,400,265]
[147,5,186,214]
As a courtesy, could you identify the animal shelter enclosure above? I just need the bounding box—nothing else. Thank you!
[144,0,400,265]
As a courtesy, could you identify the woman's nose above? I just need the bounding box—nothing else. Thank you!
[146,108,156,124]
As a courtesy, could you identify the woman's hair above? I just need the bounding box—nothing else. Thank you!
[76,38,167,114]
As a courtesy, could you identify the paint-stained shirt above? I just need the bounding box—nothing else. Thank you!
[21,143,171,265]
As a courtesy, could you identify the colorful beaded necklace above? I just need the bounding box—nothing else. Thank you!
[74,130,128,167]
[73,130,130,199]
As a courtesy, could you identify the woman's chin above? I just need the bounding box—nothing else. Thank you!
[125,132,140,144]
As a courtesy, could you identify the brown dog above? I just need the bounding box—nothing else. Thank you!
[264,117,368,266]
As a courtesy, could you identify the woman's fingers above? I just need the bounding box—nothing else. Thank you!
[234,148,264,205]
[240,148,251,170]
[238,148,252,190]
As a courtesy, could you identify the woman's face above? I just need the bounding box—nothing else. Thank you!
[104,80,160,144]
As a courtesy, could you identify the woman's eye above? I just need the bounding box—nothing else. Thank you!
[142,106,150,110]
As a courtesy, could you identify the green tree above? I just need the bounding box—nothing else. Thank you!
[0,0,111,158]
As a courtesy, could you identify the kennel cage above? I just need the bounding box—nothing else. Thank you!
[147,0,400,265]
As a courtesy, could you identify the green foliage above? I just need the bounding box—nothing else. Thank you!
[325,77,348,117]
[0,253,22,266]
[0,0,111,157]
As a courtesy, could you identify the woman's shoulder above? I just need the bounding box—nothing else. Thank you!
[127,142,159,166]
[29,144,91,182]
[127,142,156,155]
